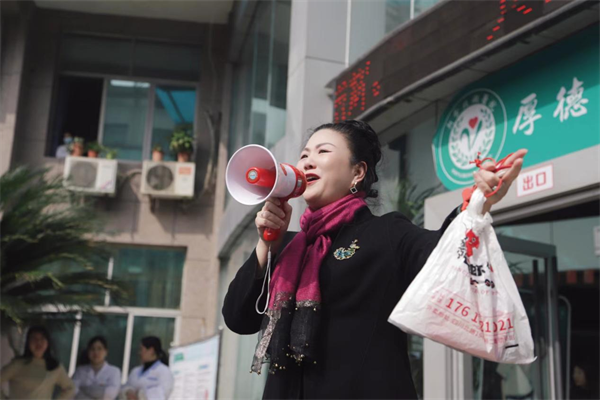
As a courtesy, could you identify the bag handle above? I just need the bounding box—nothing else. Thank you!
[461,152,514,212]
[466,188,490,218]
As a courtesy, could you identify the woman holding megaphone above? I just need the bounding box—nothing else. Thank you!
[223,120,526,399]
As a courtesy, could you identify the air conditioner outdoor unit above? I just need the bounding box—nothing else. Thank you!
[63,156,117,196]
[141,161,195,199]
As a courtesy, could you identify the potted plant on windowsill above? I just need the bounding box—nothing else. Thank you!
[70,137,85,157]
[169,128,194,163]
[152,145,164,162]
[87,142,103,158]
[104,148,118,160]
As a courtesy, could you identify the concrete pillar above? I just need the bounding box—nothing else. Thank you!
[347,0,387,64]
[282,0,350,229]
[0,2,32,175]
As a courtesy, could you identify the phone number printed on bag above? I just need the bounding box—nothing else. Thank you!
[428,289,516,344]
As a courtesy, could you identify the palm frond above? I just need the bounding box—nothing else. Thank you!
[1,166,129,330]
[395,178,443,227]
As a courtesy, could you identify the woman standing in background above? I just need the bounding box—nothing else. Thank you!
[120,337,173,400]
[0,325,75,399]
[72,336,121,400]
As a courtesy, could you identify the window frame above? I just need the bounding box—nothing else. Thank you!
[43,306,180,383]
[40,245,184,382]
[108,244,186,310]
[55,71,200,163]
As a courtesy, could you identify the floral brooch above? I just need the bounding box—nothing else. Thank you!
[333,239,360,260]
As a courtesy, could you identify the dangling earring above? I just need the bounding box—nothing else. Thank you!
[350,181,358,194]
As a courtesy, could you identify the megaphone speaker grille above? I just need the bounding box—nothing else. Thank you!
[225,145,279,205]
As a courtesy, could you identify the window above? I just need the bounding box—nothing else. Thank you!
[226,0,291,206]
[40,245,184,379]
[78,314,128,370]
[41,257,108,305]
[413,0,439,17]
[46,312,177,379]
[47,245,185,309]
[151,85,197,162]
[49,34,200,161]
[348,0,442,65]
[227,0,291,158]
[472,201,600,399]
[44,317,76,372]
[385,0,411,33]
[101,81,150,161]
[129,317,175,368]
[110,246,185,309]
[49,76,104,155]
[385,0,440,31]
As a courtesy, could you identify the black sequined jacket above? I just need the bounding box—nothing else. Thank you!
[222,206,459,399]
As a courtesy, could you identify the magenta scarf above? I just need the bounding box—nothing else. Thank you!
[251,193,367,374]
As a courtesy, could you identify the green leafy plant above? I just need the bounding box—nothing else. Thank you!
[152,145,164,153]
[0,167,129,331]
[68,137,85,154]
[87,141,103,153]
[395,178,442,227]
[169,127,194,155]
[104,148,118,160]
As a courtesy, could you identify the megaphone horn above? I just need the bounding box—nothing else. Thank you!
[225,145,307,241]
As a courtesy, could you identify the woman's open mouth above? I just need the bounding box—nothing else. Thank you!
[306,173,320,186]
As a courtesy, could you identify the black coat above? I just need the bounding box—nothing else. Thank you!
[222,206,459,399]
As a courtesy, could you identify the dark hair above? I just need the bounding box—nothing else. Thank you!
[141,336,169,365]
[22,326,59,371]
[79,335,109,365]
[310,120,382,198]
[87,335,108,350]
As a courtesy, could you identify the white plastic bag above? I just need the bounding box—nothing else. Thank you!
[388,189,535,364]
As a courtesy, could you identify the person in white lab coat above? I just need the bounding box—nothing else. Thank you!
[120,337,173,400]
[72,336,122,400]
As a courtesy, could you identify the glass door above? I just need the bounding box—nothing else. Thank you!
[472,236,563,400]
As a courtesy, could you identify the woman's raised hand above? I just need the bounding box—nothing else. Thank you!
[255,198,293,270]
[474,148,528,214]
[255,198,293,245]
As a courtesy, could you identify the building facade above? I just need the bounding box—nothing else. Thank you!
[1,0,229,382]
[329,2,599,399]
[215,0,599,399]
[2,0,598,399]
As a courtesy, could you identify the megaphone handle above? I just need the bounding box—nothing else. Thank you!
[262,200,285,242]
[263,227,280,242]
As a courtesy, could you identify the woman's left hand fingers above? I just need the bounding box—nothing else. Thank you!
[476,148,528,205]
[499,149,528,186]
[474,170,497,197]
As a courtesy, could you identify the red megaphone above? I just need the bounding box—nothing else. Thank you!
[225,145,306,241]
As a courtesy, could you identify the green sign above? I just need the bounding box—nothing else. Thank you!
[433,26,599,190]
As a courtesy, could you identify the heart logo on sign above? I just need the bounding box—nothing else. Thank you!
[469,117,479,130]
[461,116,483,154]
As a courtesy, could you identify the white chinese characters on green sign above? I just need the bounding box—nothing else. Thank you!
[513,93,541,135]
[434,27,599,191]
[553,77,589,123]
